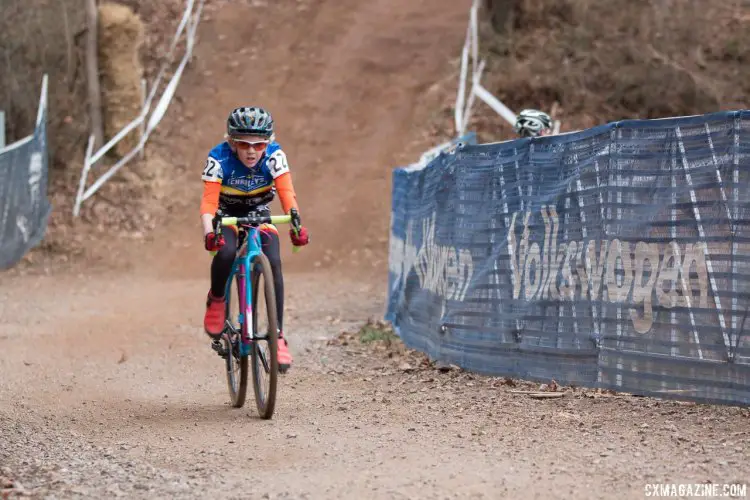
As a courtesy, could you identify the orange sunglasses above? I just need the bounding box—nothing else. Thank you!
[230,138,269,152]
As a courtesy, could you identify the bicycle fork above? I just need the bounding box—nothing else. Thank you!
[238,263,254,357]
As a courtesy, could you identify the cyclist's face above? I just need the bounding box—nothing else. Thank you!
[229,135,269,168]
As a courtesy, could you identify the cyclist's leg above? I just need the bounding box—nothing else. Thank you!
[259,225,284,330]
[210,226,238,297]
[204,226,238,337]
[260,224,292,370]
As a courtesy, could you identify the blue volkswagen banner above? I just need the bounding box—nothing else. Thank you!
[387,110,750,406]
[0,103,50,271]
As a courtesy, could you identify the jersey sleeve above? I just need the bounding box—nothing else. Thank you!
[201,155,224,183]
[274,172,299,214]
[266,149,291,179]
[200,181,222,216]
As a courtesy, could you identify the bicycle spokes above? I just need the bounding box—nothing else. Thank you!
[256,343,271,374]
[223,272,249,408]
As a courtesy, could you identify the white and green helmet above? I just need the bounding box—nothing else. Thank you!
[514,109,552,137]
[227,106,274,138]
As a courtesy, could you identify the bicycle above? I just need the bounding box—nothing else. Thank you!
[209,208,301,419]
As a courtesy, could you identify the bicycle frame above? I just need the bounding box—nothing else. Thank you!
[223,225,264,355]
[215,212,295,356]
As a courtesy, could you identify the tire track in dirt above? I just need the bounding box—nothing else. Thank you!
[279,0,471,274]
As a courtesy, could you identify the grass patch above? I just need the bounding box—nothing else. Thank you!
[358,320,398,344]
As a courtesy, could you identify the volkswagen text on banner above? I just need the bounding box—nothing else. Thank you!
[387,110,750,406]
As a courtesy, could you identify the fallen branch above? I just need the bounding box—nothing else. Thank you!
[510,390,566,399]
[528,393,565,399]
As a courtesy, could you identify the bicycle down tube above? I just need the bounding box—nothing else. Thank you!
[220,214,293,352]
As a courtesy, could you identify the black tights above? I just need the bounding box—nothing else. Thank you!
[210,226,284,331]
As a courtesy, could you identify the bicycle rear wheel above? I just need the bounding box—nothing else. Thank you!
[250,253,279,419]
[224,267,248,408]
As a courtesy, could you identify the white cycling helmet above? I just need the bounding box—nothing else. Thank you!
[514,109,553,137]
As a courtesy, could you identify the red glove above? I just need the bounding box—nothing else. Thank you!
[205,232,225,252]
[290,226,309,246]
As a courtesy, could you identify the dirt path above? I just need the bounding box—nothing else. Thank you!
[1,0,749,499]
[2,269,748,499]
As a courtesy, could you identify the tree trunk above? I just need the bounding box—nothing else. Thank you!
[483,0,519,35]
[85,0,104,150]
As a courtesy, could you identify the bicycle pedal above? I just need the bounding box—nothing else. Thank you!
[211,340,228,359]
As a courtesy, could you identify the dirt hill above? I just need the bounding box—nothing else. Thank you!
[440,0,750,142]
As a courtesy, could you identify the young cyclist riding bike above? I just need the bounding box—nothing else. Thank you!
[199,106,310,373]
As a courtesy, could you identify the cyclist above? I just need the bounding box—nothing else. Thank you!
[514,109,553,138]
[199,106,309,373]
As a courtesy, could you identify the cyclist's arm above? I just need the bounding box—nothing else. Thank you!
[274,172,299,214]
[200,156,223,235]
[267,149,300,214]
[200,182,221,235]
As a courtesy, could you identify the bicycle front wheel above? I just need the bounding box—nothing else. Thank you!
[224,269,248,408]
[250,253,279,419]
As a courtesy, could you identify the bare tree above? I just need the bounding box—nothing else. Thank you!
[86,0,104,149]
[0,0,90,172]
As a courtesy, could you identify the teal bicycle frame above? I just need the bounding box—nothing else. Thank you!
[219,214,292,356]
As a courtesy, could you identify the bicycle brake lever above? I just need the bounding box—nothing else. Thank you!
[212,214,223,237]
[289,208,303,254]
[289,208,301,235]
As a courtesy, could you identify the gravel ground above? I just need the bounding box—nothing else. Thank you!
[1,270,749,499]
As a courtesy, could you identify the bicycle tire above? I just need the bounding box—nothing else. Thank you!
[224,270,248,408]
[250,252,279,419]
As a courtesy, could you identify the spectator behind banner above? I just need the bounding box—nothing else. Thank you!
[514,109,553,138]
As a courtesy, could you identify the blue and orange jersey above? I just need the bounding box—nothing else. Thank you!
[199,141,299,217]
